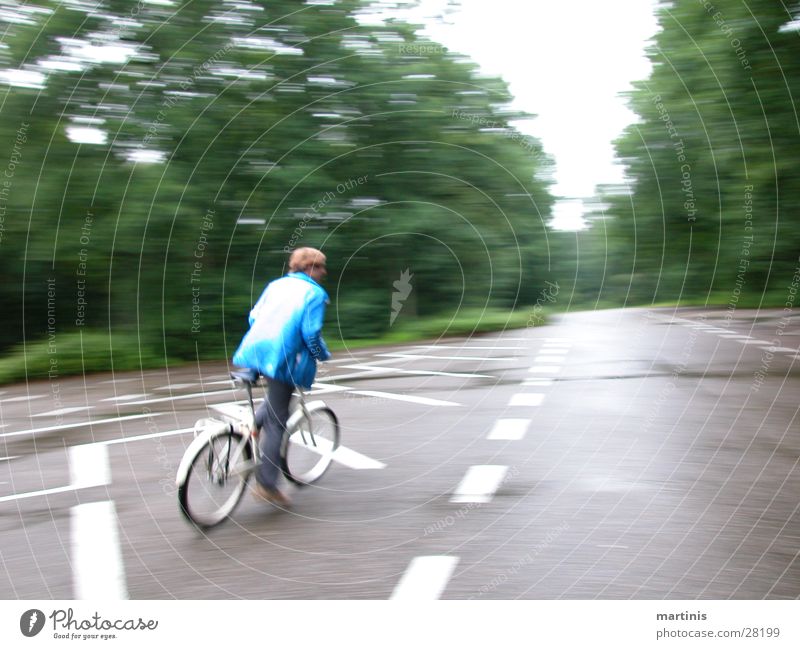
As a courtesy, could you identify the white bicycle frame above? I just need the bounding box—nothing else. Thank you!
[175,385,327,487]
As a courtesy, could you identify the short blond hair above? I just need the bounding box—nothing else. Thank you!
[289,247,326,273]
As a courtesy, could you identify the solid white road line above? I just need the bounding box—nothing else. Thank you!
[154,383,197,391]
[759,346,797,353]
[0,456,20,462]
[32,406,93,418]
[522,378,554,386]
[390,556,459,600]
[0,412,169,440]
[351,390,460,407]
[534,355,565,363]
[125,389,235,405]
[102,427,195,446]
[337,364,493,379]
[71,500,128,599]
[0,394,47,403]
[451,465,509,503]
[0,484,83,503]
[377,353,515,362]
[509,393,545,407]
[488,418,531,440]
[69,444,111,489]
[738,339,773,345]
[528,365,562,374]
[412,345,522,350]
[308,383,353,395]
[101,394,150,402]
[719,334,750,339]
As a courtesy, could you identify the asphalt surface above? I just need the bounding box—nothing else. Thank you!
[0,307,798,599]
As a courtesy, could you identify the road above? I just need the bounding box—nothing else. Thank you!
[0,307,798,599]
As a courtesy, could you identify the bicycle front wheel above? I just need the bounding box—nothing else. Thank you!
[282,404,339,486]
[178,429,253,529]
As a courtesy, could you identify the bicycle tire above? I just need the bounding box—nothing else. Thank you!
[178,429,253,529]
[281,404,339,486]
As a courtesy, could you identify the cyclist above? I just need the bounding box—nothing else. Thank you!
[232,247,331,506]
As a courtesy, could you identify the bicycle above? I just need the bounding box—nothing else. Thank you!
[175,368,340,529]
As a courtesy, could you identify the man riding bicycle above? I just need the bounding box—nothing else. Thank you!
[232,247,331,506]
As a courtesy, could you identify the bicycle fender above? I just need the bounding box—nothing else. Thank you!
[285,400,328,430]
[175,420,232,487]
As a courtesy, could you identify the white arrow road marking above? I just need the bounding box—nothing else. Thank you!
[289,435,386,470]
[451,465,509,503]
[71,500,128,600]
[390,556,459,600]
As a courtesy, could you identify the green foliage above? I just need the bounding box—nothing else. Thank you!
[592,0,800,307]
[0,0,556,378]
[0,331,167,385]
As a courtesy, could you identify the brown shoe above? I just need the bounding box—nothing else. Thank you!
[253,482,292,508]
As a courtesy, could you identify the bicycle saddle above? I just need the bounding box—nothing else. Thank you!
[230,368,260,385]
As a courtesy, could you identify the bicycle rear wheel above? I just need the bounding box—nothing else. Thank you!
[282,404,339,486]
[178,429,253,529]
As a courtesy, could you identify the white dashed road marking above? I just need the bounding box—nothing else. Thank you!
[488,419,531,440]
[390,556,459,600]
[451,465,509,503]
[509,393,545,407]
[71,501,128,600]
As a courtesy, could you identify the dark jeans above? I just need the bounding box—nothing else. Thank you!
[254,378,294,490]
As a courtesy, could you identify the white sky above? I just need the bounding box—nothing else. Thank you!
[382,0,661,229]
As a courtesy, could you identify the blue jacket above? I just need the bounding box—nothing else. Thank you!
[232,272,331,388]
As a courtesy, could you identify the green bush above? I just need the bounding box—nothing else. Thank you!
[0,331,167,385]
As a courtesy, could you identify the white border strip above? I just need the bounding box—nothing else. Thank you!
[71,500,128,599]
